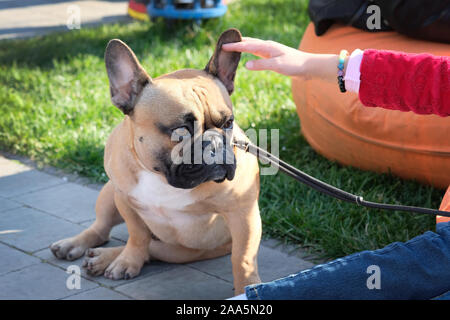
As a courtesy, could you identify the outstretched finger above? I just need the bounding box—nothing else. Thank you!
[245,58,280,72]
[222,41,276,59]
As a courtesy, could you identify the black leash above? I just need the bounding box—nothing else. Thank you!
[232,140,450,218]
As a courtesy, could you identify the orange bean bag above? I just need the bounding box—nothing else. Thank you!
[292,23,450,190]
[438,187,450,223]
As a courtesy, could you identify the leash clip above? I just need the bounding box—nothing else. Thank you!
[232,139,250,152]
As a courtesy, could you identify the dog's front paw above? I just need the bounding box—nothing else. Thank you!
[82,247,123,277]
[50,237,87,261]
[104,250,146,280]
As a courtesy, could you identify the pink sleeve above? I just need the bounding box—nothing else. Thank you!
[358,49,450,117]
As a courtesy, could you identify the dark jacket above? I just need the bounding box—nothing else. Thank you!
[308,0,450,43]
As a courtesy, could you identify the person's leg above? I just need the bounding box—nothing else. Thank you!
[245,222,450,300]
[433,290,450,300]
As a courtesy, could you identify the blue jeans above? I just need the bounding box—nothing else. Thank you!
[246,222,450,300]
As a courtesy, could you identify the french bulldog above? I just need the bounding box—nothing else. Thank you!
[50,29,261,294]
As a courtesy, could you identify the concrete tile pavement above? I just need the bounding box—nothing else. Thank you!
[0,153,316,299]
[0,0,131,40]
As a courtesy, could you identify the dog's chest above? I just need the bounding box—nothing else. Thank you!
[130,170,195,210]
[129,171,230,248]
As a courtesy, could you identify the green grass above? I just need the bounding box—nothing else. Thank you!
[0,0,443,259]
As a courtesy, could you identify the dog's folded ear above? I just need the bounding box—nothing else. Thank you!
[205,28,242,95]
[105,39,151,115]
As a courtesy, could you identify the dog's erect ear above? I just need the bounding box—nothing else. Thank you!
[205,28,242,95]
[105,39,151,114]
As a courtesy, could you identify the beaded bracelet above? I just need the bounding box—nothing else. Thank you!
[337,49,348,93]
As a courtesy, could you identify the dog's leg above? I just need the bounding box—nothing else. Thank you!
[50,180,123,260]
[225,200,262,294]
[149,240,232,263]
[104,192,151,280]
[82,246,124,276]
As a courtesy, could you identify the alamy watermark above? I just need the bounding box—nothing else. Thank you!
[366,265,381,290]
[366,4,381,30]
[67,5,81,30]
[169,121,279,176]
[66,265,81,290]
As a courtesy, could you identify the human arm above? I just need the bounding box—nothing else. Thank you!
[223,38,450,117]
[222,37,348,84]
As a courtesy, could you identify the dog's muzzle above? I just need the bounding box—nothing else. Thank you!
[167,129,236,189]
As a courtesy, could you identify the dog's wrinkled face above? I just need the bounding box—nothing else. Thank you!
[104,29,242,189]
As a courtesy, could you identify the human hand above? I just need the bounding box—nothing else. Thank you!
[222,37,312,77]
[222,37,343,83]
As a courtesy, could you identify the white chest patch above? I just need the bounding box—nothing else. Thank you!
[129,170,230,249]
[130,170,195,210]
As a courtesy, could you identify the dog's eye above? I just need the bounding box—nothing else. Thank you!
[222,119,234,130]
[172,126,190,142]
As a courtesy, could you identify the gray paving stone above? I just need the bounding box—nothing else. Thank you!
[0,262,98,299]
[115,265,235,300]
[0,155,30,176]
[187,244,315,284]
[110,223,129,242]
[187,254,232,282]
[12,182,98,223]
[0,197,21,213]
[0,242,40,276]
[0,155,317,300]
[0,170,65,198]
[0,206,84,252]
[257,245,315,281]
[63,287,131,300]
[35,239,176,288]
[262,238,322,262]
